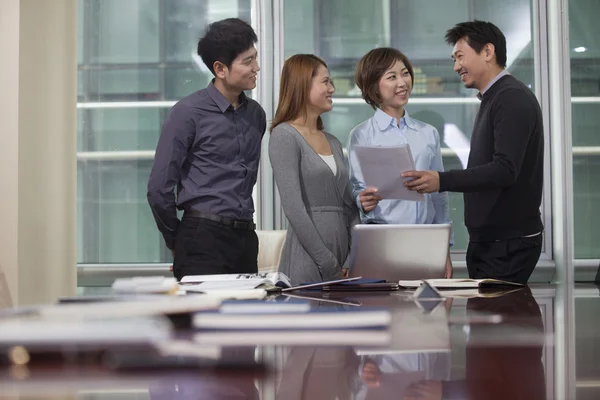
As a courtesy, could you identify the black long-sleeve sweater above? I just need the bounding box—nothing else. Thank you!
[439,75,544,242]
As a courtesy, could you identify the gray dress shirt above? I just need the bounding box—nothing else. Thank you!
[147,82,266,249]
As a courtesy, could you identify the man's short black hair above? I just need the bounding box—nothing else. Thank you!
[445,20,507,68]
[197,18,258,75]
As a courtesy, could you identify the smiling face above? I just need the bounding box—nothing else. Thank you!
[307,64,335,115]
[377,60,412,113]
[451,38,491,92]
[218,45,260,92]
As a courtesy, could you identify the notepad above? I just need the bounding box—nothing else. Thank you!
[437,287,524,298]
[398,278,523,289]
[194,329,391,347]
[192,307,391,330]
[218,299,311,314]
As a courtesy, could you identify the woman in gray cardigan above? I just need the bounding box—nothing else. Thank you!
[269,54,360,285]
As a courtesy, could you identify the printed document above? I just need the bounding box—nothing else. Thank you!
[354,144,424,201]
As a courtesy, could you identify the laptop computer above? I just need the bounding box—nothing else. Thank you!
[348,224,451,281]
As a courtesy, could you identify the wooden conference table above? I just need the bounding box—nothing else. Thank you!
[1,283,599,400]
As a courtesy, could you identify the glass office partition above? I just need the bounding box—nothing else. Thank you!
[569,0,600,260]
[568,2,600,395]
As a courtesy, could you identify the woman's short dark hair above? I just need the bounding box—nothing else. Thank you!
[197,18,258,75]
[354,48,415,109]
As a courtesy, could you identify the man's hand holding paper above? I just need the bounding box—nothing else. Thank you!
[402,170,441,194]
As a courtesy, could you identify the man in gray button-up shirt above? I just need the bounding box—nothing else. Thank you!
[147,18,266,279]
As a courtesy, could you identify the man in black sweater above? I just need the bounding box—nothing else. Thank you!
[403,21,544,284]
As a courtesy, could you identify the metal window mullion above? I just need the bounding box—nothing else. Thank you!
[389,0,399,49]
[239,0,253,22]
[533,0,554,264]
[158,0,166,102]
[313,0,322,57]
[157,0,169,262]
[254,0,278,231]
[547,0,576,399]
[272,0,285,230]
[81,0,100,265]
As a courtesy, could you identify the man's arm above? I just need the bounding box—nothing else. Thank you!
[439,89,537,193]
[147,104,195,250]
[404,89,537,194]
[260,108,267,137]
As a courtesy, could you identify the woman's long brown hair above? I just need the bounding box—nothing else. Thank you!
[270,54,328,132]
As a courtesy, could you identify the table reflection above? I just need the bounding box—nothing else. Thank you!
[271,287,547,400]
[407,287,547,400]
[148,347,260,400]
[276,347,359,400]
[355,350,450,400]
[460,287,546,400]
[0,286,564,400]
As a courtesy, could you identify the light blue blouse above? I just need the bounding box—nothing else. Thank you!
[347,109,453,245]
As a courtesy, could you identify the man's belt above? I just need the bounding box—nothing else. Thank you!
[184,210,256,231]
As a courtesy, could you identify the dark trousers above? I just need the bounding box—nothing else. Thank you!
[172,216,258,281]
[466,234,543,285]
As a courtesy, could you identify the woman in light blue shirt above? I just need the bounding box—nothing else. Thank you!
[347,47,453,278]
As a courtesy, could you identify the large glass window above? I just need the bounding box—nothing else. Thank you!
[76,0,595,269]
[569,0,600,259]
[77,0,252,264]
[283,0,537,251]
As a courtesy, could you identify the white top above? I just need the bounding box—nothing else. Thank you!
[319,154,337,175]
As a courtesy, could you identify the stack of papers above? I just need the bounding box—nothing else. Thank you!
[37,295,223,320]
[111,277,179,295]
[0,317,172,348]
[180,272,292,291]
[180,272,361,293]
[219,299,311,314]
[192,307,391,331]
[192,300,392,347]
[194,329,391,347]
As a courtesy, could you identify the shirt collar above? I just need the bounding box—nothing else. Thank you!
[477,69,510,100]
[207,80,248,113]
[374,108,417,131]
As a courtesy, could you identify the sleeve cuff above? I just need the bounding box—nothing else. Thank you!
[438,171,450,192]
[165,238,176,251]
[356,194,376,221]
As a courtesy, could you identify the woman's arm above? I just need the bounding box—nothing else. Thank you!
[347,127,382,216]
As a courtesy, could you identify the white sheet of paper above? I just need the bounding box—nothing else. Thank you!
[182,280,265,291]
[354,145,424,201]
